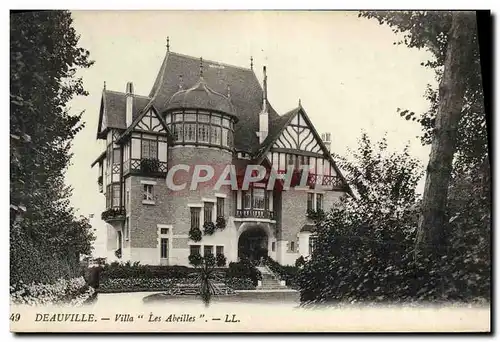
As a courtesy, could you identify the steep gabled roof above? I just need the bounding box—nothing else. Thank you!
[253,104,354,197]
[116,106,172,144]
[96,90,151,138]
[148,51,280,153]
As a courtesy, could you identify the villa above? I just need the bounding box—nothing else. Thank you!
[91,44,351,266]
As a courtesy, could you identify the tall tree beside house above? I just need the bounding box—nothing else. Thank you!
[359,11,487,256]
[10,11,95,284]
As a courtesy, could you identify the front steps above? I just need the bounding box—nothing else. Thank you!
[256,265,289,290]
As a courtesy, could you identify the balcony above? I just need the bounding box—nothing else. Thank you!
[101,207,126,223]
[235,209,275,221]
[125,158,168,177]
[307,173,345,189]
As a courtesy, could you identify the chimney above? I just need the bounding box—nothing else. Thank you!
[259,66,269,143]
[126,82,134,127]
[321,132,331,152]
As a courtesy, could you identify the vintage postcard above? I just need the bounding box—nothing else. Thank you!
[9,10,491,333]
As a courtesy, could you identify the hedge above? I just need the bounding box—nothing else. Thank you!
[226,260,262,286]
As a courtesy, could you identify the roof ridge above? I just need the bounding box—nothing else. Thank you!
[169,51,253,72]
[105,89,151,99]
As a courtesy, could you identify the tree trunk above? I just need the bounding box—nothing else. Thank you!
[415,12,477,254]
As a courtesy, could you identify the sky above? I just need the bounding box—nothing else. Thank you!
[65,11,437,255]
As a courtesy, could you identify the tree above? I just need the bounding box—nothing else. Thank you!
[10,11,95,284]
[297,134,424,304]
[359,11,485,255]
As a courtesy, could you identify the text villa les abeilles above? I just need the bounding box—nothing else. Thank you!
[34,313,239,323]
[163,163,324,191]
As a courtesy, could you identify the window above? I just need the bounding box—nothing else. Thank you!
[124,218,130,240]
[184,123,196,142]
[211,126,221,145]
[112,184,120,207]
[190,208,201,229]
[217,197,225,217]
[160,238,169,259]
[204,245,213,256]
[316,194,324,211]
[309,236,318,255]
[160,228,169,235]
[271,242,276,252]
[143,184,153,201]
[307,193,314,211]
[117,231,122,249]
[253,188,265,210]
[198,124,210,143]
[290,241,295,252]
[243,191,251,209]
[204,202,214,223]
[165,111,233,148]
[141,139,158,159]
[216,246,224,255]
[126,190,130,209]
[287,154,296,169]
[190,245,201,256]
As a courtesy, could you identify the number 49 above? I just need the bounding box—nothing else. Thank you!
[10,313,20,322]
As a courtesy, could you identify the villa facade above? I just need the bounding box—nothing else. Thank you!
[92,47,351,266]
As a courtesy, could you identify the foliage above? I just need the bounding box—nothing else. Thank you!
[306,208,325,223]
[114,248,122,259]
[99,278,175,293]
[295,256,306,268]
[189,227,202,242]
[227,260,262,286]
[216,253,227,267]
[298,133,489,304]
[10,11,95,284]
[188,253,204,267]
[101,208,126,221]
[140,158,160,173]
[10,277,95,306]
[216,216,226,230]
[203,221,216,236]
[225,277,255,290]
[359,11,486,173]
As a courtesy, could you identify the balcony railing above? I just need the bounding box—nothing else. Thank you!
[235,209,275,220]
[125,158,168,176]
[307,173,344,188]
[276,170,344,189]
[101,207,126,223]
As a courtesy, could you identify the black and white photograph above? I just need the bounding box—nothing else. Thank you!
[9,9,491,333]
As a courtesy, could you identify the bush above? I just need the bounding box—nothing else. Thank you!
[188,253,203,267]
[216,253,227,267]
[203,221,216,236]
[99,278,175,293]
[100,262,193,279]
[227,260,261,286]
[225,277,255,290]
[101,208,125,221]
[295,256,306,268]
[10,276,95,306]
[140,158,160,173]
[216,216,226,230]
[189,227,202,242]
[306,208,325,223]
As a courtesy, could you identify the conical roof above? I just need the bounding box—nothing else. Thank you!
[165,76,236,117]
